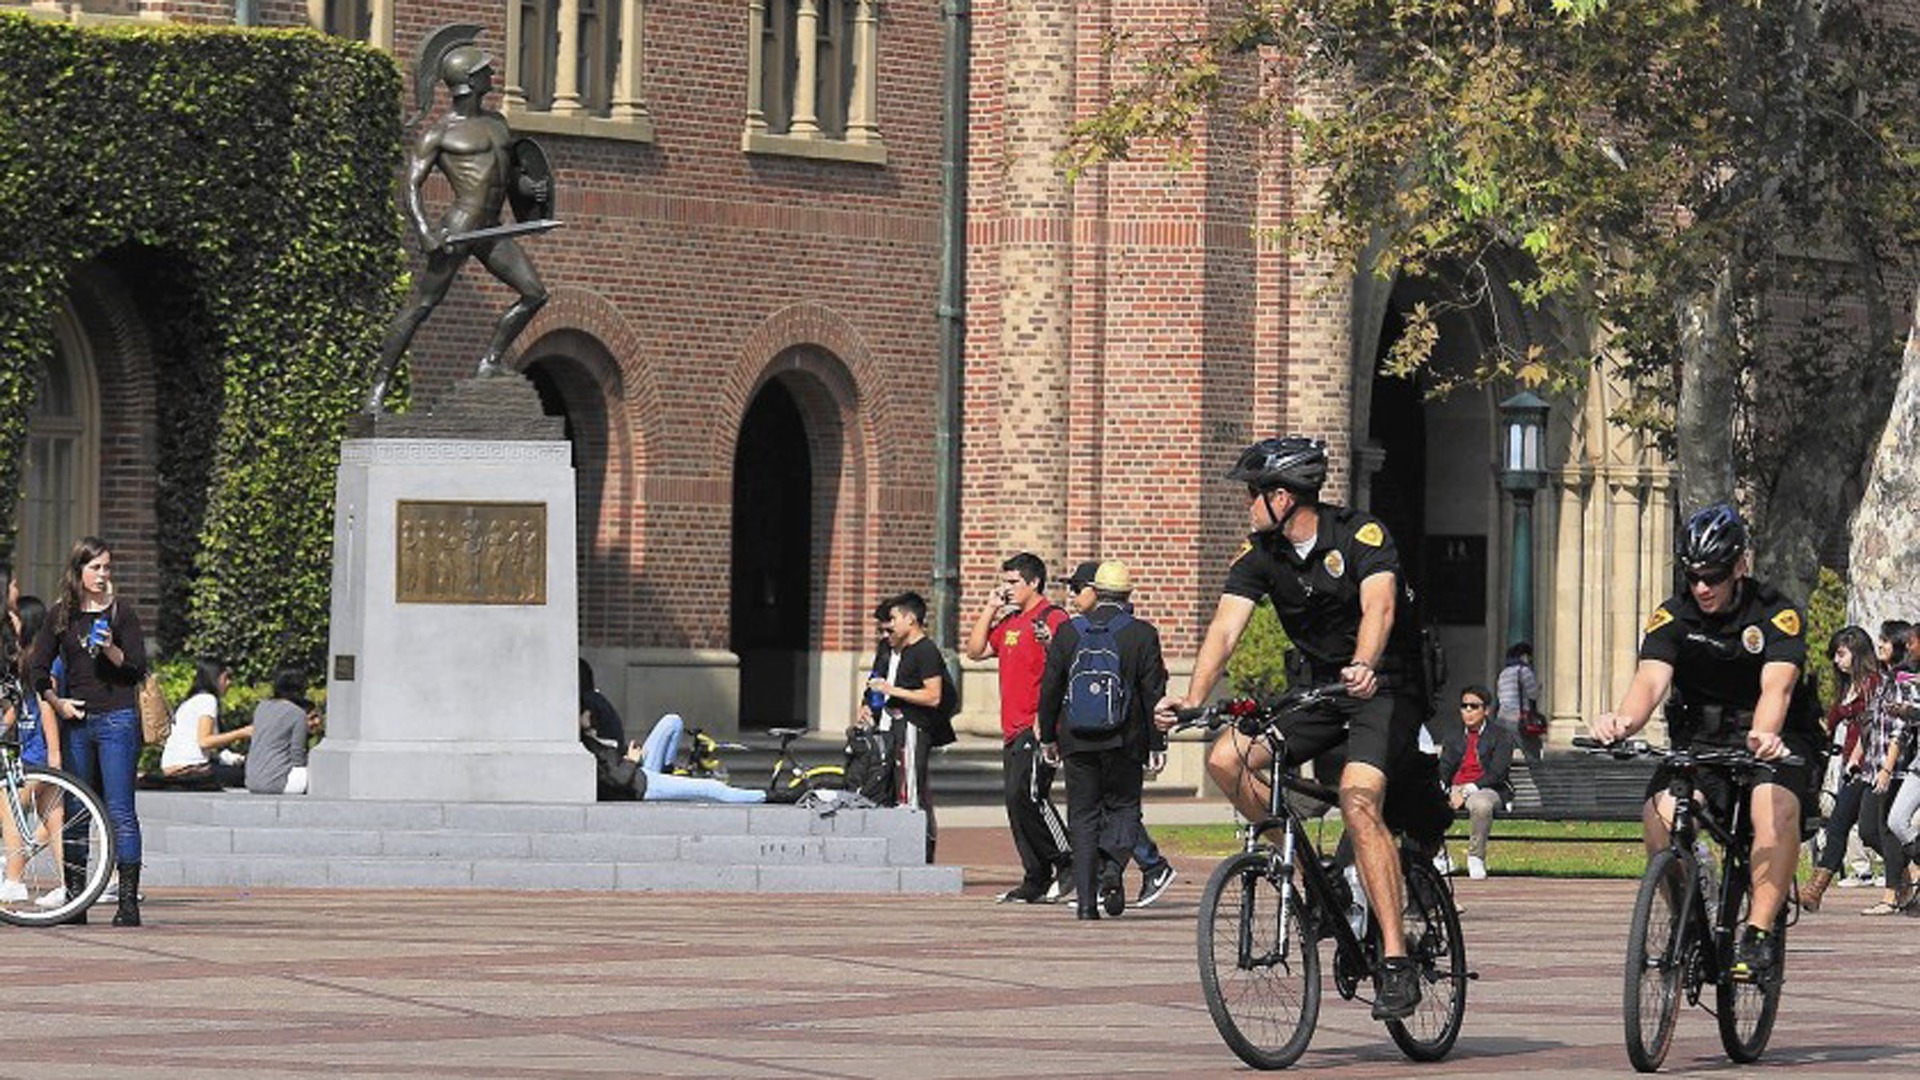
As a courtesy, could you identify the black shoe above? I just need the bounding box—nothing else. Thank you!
[996,882,1048,904]
[1101,879,1125,918]
[110,863,141,928]
[1372,957,1422,1020]
[1732,925,1777,983]
[1043,867,1077,906]
[1075,907,1101,921]
[1136,862,1177,909]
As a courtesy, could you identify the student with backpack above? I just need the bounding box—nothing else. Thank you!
[1037,562,1168,920]
[965,552,1074,905]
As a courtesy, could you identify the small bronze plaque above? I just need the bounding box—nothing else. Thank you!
[333,655,356,681]
[396,501,547,605]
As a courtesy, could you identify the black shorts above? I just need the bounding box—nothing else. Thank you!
[1642,733,1821,825]
[1273,689,1421,774]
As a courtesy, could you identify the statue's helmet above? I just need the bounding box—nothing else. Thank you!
[440,44,493,97]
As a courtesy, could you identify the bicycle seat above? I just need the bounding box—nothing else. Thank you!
[767,727,809,739]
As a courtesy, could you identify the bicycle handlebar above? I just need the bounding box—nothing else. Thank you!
[1570,736,1803,769]
[1169,683,1351,736]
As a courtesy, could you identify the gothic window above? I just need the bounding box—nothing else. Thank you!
[506,0,652,137]
[745,0,882,163]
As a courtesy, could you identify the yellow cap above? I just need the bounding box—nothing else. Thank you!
[1093,560,1132,593]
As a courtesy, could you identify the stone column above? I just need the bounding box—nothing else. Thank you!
[745,0,769,136]
[610,0,650,123]
[552,0,585,115]
[789,0,822,136]
[846,0,879,143]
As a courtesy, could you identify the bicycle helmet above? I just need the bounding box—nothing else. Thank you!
[1227,436,1329,498]
[1677,503,1748,571]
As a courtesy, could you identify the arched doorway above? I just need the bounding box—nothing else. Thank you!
[730,376,815,730]
[15,301,101,599]
[518,335,622,645]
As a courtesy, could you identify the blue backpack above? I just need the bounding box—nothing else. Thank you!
[1065,612,1134,735]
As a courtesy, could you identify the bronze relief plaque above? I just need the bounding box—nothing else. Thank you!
[396,501,547,605]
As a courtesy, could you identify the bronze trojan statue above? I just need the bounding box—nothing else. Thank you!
[366,24,562,412]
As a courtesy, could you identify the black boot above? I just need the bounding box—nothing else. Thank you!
[111,863,141,927]
[64,863,87,926]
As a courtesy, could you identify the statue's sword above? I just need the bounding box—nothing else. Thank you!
[445,218,565,245]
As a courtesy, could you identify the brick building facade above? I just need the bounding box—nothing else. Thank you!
[13,0,1675,746]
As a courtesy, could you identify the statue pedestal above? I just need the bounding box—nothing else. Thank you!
[311,378,593,802]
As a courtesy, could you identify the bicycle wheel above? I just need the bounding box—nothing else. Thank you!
[1386,857,1468,1062]
[795,766,848,794]
[1197,850,1321,1070]
[1623,849,1690,1073]
[0,767,115,927]
[1715,875,1784,1063]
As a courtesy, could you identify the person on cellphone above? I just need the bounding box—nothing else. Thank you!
[28,537,148,927]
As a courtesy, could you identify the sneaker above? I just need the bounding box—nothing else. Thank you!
[0,879,26,903]
[1467,855,1488,880]
[1372,956,1423,1020]
[1731,926,1778,983]
[1136,863,1177,909]
[33,886,67,909]
[1837,871,1875,889]
[996,882,1047,904]
[1043,868,1076,907]
[1432,848,1454,876]
[1101,878,1125,918]
[99,879,117,904]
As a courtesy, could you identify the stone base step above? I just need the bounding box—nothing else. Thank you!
[132,792,958,895]
[138,855,961,893]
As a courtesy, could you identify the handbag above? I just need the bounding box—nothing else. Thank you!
[1518,703,1547,738]
[138,672,173,746]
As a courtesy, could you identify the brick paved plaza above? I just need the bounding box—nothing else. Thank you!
[5,829,1914,1078]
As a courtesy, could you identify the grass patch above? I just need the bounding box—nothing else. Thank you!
[1151,819,1815,880]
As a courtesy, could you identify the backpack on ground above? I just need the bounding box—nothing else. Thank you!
[1064,612,1134,735]
[843,726,896,805]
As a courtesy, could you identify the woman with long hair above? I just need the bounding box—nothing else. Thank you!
[1803,626,1882,911]
[159,658,249,786]
[26,537,147,926]
[1855,621,1916,914]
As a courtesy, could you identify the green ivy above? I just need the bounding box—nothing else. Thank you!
[0,18,405,678]
[1804,566,1848,708]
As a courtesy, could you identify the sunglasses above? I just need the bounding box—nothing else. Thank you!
[1460,701,1487,710]
[1684,567,1733,587]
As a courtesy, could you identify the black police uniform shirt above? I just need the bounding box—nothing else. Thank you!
[1223,504,1422,681]
[1637,579,1820,743]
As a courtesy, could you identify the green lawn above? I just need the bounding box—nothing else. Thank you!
[1151,819,1814,880]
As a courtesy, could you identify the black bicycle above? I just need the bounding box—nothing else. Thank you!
[1174,685,1469,1069]
[1573,737,1800,1072]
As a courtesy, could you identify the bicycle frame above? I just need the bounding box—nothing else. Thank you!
[1652,753,1760,999]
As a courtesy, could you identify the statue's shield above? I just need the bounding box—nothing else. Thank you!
[508,137,555,223]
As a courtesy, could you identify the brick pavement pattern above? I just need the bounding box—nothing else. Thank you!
[6,845,1915,1078]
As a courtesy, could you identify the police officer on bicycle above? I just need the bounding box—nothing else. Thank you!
[1590,503,1821,983]
[1154,435,1447,1021]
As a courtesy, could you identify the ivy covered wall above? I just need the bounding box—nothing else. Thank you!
[0,16,405,676]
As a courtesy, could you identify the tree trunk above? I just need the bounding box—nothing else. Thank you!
[1848,285,1920,629]
[1674,269,1738,516]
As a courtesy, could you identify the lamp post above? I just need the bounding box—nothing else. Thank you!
[1497,391,1550,651]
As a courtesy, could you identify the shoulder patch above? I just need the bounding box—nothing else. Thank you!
[1232,539,1253,566]
[1644,607,1674,633]
[1354,522,1385,547]
[1771,609,1802,637]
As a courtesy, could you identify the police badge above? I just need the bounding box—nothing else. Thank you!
[1742,626,1764,654]
[1324,550,1346,578]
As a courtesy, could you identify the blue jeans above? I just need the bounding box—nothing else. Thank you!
[637,714,765,804]
[63,706,142,865]
[1134,822,1165,871]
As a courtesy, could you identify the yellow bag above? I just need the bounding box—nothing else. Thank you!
[138,673,172,746]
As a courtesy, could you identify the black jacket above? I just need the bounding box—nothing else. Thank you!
[1436,721,1519,805]
[1037,603,1169,760]
[582,733,648,801]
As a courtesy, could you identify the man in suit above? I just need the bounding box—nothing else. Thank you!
[1436,683,1519,879]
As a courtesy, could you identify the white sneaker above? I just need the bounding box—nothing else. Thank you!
[1467,855,1488,880]
[0,879,27,903]
[1432,848,1454,876]
[33,886,67,909]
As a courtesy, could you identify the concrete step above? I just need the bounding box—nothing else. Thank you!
[138,854,962,893]
[130,792,956,895]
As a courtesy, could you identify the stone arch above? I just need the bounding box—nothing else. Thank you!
[514,326,633,648]
[719,301,889,472]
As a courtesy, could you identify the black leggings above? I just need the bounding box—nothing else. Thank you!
[1859,778,1909,892]
[1816,777,1867,873]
